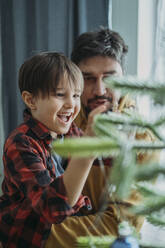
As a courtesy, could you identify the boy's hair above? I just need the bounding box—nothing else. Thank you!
[71,27,128,71]
[19,52,83,98]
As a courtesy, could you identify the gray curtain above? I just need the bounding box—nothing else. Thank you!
[0,0,110,191]
[0,13,4,187]
[0,0,109,138]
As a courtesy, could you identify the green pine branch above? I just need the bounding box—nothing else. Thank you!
[147,213,165,227]
[51,75,165,238]
[52,137,120,158]
[139,243,165,248]
[93,119,118,140]
[131,195,165,215]
[94,112,149,128]
[134,182,165,197]
[132,140,165,150]
[109,147,136,199]
[135,164,165,181]
[77,236,115,248]
[104,76,165,104]
[94,112,165,141]
[76,235,165,248]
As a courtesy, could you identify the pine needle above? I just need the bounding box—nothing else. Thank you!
[134,182,165,197]
[52,137,119,158]
[104,76,165,104]
[109,146,136,199]
[135,164,165,181]
[77,236,115,247]
[147,214,165,227]
[131,195,165,215]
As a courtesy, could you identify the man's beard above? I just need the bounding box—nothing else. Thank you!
[84,95,114,116]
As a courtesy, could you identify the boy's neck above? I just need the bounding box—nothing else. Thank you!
[50,131,57,139]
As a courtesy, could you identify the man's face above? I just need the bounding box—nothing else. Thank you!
[78,56,123,113]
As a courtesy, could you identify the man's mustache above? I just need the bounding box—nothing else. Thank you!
[88,96,113,104]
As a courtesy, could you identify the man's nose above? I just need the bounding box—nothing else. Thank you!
[93,79,106,96]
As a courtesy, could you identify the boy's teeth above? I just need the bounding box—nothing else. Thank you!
[58,114,71,122]
[60,116,68,122]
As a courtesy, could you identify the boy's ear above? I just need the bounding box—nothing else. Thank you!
[21,91,37,110]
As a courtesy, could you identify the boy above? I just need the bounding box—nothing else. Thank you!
[0,52,106,248]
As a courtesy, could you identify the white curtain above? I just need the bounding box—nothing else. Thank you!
[108,0,112,29]
[154,0,165,81]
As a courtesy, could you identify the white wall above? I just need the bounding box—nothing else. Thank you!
[112,0,157,78]
[138,0,157,79]
[112,0,139,75]
[112,1,165,245]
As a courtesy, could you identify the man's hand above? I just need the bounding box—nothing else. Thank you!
[84,104,107,136]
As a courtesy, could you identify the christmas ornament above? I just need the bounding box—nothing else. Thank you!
[111,221,139,248]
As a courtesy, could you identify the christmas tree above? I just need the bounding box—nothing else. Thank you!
[52,75,165,248]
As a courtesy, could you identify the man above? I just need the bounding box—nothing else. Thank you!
[71,27,127,132]
[45,28,153,248]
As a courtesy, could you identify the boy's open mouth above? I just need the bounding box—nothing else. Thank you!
[57,113,72,123]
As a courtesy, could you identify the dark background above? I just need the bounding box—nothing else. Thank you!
[0,0,109,138]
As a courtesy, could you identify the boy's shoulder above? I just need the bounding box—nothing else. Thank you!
[4,122,32,148]
[4,117,52,152]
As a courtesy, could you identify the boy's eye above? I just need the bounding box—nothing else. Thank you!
[56,93,64,97]
[73,94,80,98]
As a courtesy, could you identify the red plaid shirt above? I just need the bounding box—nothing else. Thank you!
[0,109,91,248]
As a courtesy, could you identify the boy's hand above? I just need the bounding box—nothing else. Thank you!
[84,104,107,137]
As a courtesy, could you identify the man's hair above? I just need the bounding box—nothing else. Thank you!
[71,27,128,71]
[19,52,83,98]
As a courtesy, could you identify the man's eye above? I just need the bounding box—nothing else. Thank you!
[103,73,117,79]
[103,75,112,80]
[84,77,95,81]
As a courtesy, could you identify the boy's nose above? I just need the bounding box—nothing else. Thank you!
[64,96,74,108]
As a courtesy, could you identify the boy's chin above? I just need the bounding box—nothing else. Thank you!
[57,127,70,135]
[50,127,70,138]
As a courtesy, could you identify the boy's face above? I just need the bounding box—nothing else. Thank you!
[78,56,123,114]
[31,80,81,137]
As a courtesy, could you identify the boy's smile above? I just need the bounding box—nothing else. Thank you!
[57,111,74,124]
[30,80,81,137]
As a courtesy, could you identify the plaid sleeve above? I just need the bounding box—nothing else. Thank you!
[73,194,92,212]
[4,136,87,224]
